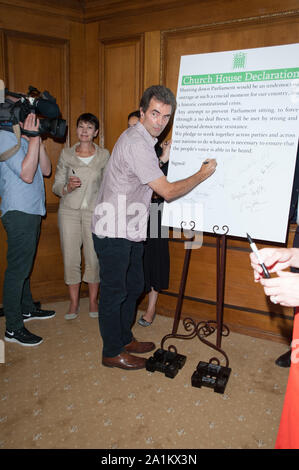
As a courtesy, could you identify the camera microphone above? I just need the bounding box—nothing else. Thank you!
[35,98,60,119]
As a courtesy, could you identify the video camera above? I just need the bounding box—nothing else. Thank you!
[0,85,66,139]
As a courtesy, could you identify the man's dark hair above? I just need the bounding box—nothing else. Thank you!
[139,85,176,114]
[76,113,99,131]
[128,110,140,121]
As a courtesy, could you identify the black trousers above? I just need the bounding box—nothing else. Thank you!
[93,235,144,357]
[1,210,41,331]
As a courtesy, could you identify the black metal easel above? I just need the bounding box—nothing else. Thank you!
[161,224,230,367]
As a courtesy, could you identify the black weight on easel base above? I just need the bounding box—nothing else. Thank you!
[146,348,187,379]
[191,360,231,394]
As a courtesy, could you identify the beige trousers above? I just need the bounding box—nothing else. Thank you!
[58,206,99,285]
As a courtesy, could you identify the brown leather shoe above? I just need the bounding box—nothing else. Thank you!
[102,351,146,370]
[124,338,155,354]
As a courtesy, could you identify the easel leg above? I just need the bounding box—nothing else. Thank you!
[163,231,230,367]
[172,247,192,335]
[216,234,227,348]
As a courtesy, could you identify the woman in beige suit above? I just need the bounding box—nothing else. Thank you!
[53,113,109,320]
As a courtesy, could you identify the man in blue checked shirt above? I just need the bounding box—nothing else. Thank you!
[0,103,55,347]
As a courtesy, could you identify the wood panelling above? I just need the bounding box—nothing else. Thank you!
[0,30,71,302]
[4,31,69,205]
[68,21,85,145]
[97,0,299,40]
[162,14,299,95]
[139,233,295,344]
[3,0,299,25]
[144,31,161,89]
[0,7,88,305]
[83,0,203,23]
[0,0,206,23]
[85,22,101,141]
[29,212,68,302]
[0,31,4,78]
[101,36,143,152]
[0,4,73,38]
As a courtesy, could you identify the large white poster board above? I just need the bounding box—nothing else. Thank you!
[162,43,299,243]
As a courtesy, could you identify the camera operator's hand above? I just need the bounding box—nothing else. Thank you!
[20,113,39,140]
[20,113,51,181]
[20,113,41,183]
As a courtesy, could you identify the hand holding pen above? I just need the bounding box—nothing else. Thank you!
[67,168,81,192]
[248,240,294,281]
[247,234,299,305]
[247,233,270,279]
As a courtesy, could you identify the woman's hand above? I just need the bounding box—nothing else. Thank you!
[249,247,299,306]
[260,270,299,307]
[66,175,81,192]
[159,139,172,164]
[250,248,295,282]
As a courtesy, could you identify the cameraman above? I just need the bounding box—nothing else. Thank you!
[0,103,55,347]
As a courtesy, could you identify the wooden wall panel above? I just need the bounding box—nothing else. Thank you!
[29,212,69,301]
[139,234,295,344]
[4,31,69,205]
[0,31,4,78]
[162,15,299,95]
[0,31,70,302]
[85,22,101,143]
[0,3,72,40]
[0,13,88,306]
[144,31,161,89]
[101,36,143,152]
[97,0,299,40]
[68,21,86,146]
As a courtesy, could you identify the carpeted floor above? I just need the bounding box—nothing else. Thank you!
[0,298,290,449]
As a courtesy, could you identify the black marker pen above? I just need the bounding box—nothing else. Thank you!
[247,233,270,279]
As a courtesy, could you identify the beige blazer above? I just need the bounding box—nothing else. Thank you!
[52,143,110,211]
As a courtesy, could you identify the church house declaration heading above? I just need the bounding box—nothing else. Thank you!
[162,43,299,244]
